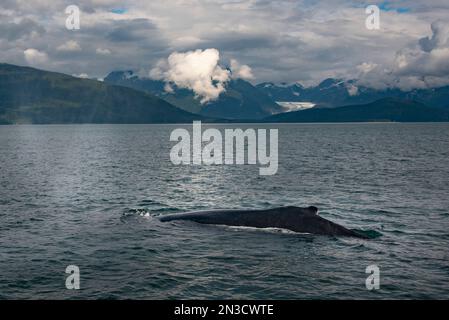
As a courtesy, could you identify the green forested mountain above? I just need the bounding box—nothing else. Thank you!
[0,63,206,124]
[265,98,449,123]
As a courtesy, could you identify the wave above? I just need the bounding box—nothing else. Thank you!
[351,229,383,239]
[121,206,182,223]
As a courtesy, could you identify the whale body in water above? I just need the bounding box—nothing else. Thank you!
[159,206,368,238]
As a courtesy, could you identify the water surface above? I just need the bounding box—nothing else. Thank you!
[0,123,448,299]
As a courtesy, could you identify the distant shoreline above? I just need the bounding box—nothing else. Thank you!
[2,121,449,126]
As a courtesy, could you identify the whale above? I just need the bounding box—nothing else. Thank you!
[159,206,368,238]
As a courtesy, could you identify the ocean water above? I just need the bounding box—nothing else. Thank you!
[0,123,448,299]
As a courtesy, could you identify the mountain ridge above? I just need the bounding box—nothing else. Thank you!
[264,98,449,123]
[0,63,208,124]
[256,80,449,110]
[2,63,449,124]
[104,70,284,120]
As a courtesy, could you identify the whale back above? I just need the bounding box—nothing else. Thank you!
[160,206,318,230]
[159,206,365,238]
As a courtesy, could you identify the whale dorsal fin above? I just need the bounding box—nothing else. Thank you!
[307,206,319,215]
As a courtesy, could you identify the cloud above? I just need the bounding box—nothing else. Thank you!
[357,20,449,90]
[230,59,254,80]
[57,40,81,52]
[72,73,89,79]
[2,1,449,89]
[346,83,359,96]
[106,18,157,42]
[150,48,231,104]
[23,48,48,65]
[357,62,378,74]
[395,21,449,78]
[96,48,111,55]
[0,17,45,41]
[418,21,449,52]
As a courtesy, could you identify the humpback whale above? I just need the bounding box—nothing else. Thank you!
[159,206,368,238]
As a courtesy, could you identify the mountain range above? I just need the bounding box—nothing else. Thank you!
[1,63,449,124]
[104,71,283,120]
[257,79,449,110]
[265,98,449,123]
[106,70,449,115]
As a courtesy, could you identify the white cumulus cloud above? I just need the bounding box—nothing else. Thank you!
[230,59,254,80]
[23,48,48,65]
[57,40,81,52]
[150,48,231,104]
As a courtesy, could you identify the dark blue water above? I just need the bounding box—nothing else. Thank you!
[1,123,448,299]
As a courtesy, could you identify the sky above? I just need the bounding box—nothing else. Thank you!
[1,0,449,90]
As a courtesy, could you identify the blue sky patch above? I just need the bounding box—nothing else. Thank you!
[379,1,411,13]
[110,8,128,14]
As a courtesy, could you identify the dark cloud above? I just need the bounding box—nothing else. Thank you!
[419,20,449,52]
[106,18,157,42]
[0,17,45,41]
[202,32,278,52]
